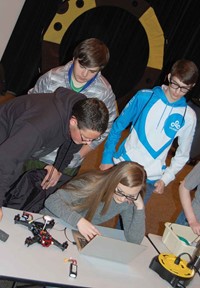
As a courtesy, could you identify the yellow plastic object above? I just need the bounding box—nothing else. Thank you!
[158,253,195,279]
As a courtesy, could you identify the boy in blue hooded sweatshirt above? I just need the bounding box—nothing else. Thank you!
[100,59,199,204]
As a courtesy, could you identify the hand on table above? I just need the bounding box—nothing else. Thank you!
[77,218,101,241]
[190,220,200,235]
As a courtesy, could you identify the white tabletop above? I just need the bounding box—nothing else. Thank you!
[0,207,175,287]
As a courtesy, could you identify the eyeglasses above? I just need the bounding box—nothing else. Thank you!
[79,130,101,143]
[114,187,140,202]
[169,79,191,93]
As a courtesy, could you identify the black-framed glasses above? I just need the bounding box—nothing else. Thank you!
[114,187,140,202]
[79,130,101,143]
[169,79,191,93]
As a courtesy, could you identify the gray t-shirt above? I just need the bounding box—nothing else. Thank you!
[184,161,200,221]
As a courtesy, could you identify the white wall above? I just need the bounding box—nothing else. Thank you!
[0,0,25,60]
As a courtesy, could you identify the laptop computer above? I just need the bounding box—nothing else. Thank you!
[72,229,147,264]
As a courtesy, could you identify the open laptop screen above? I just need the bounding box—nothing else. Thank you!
[72,230,147,264]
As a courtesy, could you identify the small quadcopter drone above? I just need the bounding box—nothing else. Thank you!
[14,212,68,251]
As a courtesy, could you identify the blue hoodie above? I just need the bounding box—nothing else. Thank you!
[102,86,196,185]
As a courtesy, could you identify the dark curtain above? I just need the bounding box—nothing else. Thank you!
[2,0,149,106]
[1,0,200,107]
[1,0,60,95]
[147,0,200,100]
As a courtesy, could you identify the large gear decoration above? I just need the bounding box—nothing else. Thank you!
[42,0,164,93]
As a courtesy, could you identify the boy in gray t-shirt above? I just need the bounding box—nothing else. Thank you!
[176,162,200,235]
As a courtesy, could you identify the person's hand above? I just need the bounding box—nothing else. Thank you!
[190,220,200,235]
[0,207,3,222]
[77,218,101,241]
[99,163,114,170]
[153,180,165,194]
[133,194,144,210]
[41,165,62,190]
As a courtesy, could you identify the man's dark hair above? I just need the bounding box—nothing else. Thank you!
[73,38,110,70]
[72,98,109,134]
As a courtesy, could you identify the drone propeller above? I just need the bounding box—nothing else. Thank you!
[43,215,52,230]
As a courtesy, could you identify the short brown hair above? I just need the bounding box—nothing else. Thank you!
[171,59,199,85]
[73,38,110,70]
[72,98,109,134]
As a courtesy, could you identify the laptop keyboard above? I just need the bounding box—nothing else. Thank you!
[78,237,89,249]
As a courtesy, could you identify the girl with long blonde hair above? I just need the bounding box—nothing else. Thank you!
[41,161,146,244]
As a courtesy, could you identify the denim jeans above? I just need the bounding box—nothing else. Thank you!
[175,211,189,226]
[143,182,156,204]
[116,215,124,230]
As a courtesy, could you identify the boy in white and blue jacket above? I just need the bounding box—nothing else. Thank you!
[100,59,199,203]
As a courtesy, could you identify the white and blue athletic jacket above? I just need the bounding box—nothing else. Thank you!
[102,86,197,186]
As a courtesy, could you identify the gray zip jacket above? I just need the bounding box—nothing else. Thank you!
[29,61,117,151]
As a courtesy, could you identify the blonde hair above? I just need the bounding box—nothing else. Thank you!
[63,161,146,221]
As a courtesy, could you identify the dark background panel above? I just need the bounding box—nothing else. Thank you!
[1,0,200,106]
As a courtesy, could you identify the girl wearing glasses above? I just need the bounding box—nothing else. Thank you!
[41,161,146,244]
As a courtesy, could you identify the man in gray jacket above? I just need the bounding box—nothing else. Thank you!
[0,87,109,221]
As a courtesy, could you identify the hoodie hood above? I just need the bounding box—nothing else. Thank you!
[152,86,187,107]
[53,87,86,138]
